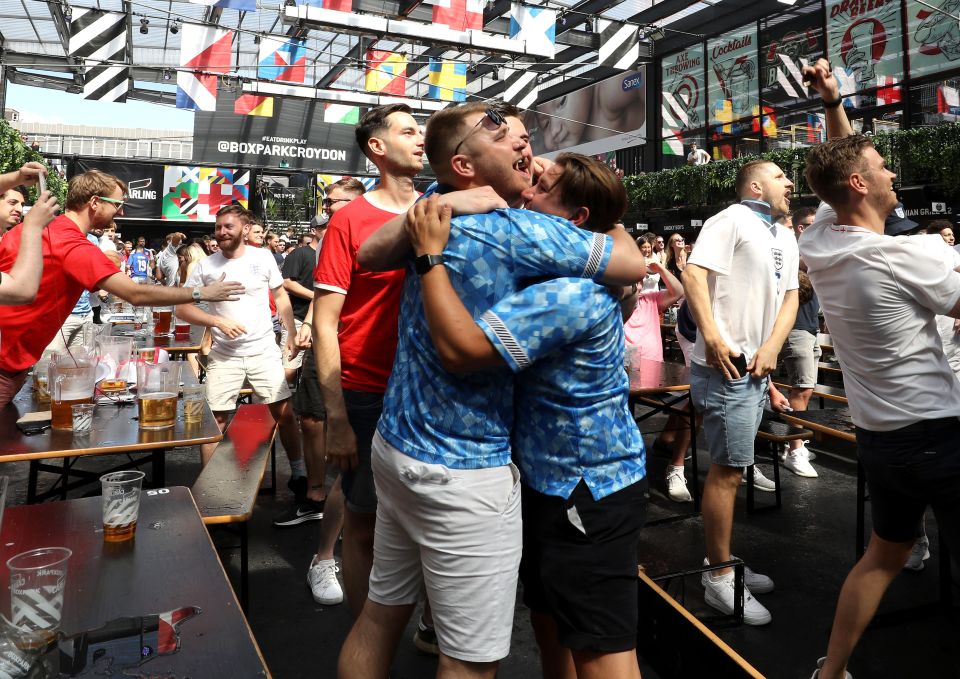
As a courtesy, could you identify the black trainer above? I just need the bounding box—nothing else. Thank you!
[412,617,439,656]
[273,498,325,527]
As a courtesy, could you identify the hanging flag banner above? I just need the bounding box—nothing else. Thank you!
[661,46,705,156]
[509,4,556,59]
[906,0,960,80]
[428,59,467,101]
[234,93,275,117]
[189,0,257,10]
[324,103,361,124]
[524,69,646,158]
[68,9,130,103]
[298,0,353,10]
[597,20,640,70]
[432,0,484,31]
[177,23,234,111]
[193,91,370,173]
[161,166,250,221]
[258,35,307,83]
[502,69,539,110]
[760,8,824,110]
[364,50,407,95]
[707,24,758,131]
[826,0,904,107]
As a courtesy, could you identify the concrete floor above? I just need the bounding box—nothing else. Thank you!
[2,404,958,679]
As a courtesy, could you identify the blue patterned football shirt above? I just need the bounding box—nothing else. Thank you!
[477,278,646,500]
[377,209,612,469]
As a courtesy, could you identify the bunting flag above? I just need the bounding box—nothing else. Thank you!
[364,50,407,95]
[68,9,130,102]
[188,0,256,10]
[597,20,639,70]
[509,4,556,59]
[234,94,274,117]
[805,112,825,144]
[298,0,353,10]
[751,105,777,137]
[876,76,902,107]
[162,166,249,221]
[502,69,538,110]
[176,23,234,111]
[662,135,684,156]
[427,59,467,101]
[258,35,307,83]
[432,0,484,31]
[324,103,360,124]
[937,85,960,115]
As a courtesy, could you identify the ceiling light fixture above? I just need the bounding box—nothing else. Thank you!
[139,17,149,34]
[170,18,181,34]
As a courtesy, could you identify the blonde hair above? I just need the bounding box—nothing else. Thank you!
[177,243,207,285]
[66,170,128,211]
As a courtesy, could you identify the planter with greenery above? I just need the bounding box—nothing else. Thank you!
[0,118,67,205]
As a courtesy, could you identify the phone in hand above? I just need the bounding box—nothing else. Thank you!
[730,353,748,379]
[38,173,47,195]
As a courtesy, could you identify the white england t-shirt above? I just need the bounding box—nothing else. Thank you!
[185,246,283,358]
[799,204,960,431]
[689,203,799,367]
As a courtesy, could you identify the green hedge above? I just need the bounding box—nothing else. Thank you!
[624,123,960,214]
[0,118,67,205]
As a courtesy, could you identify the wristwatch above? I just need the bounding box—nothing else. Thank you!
[415,254,445,276]
[192,286,202,301]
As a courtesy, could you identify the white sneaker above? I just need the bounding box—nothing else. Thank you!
[741,467,777,492]
[784,447,819,478]
[702,570,771,625]
[307,556,344,605]
[665,465,692,503]
[702,557,774,594]
[810,656,853,678]
[903,536,930,571]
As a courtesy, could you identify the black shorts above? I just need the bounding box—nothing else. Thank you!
[292,350,326,420]
[856,417,960,549]
[340,389,383,514]
[519,477,648,653]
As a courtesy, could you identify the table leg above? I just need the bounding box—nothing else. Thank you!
[240,522,249,614]
[152,449,167,488]
[27,460,39,504]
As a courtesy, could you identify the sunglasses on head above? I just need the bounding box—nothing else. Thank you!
[453,106,507,156]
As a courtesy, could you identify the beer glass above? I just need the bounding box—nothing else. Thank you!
[100,471,145,542]
[6,547,72,651]
[48,352,96,430]
[136,361,181,429]
[95,336,133,393]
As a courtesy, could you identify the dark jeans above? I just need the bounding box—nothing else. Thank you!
[341,389,384,514]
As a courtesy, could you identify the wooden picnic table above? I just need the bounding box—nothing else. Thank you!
[0,486,271,678]
[110,323,205,357]
[1,381,222,502]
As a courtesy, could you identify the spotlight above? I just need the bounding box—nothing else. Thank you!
[491,68,499,81]
[646,24,665,40]
[284,0,296,7]
[139,17,149,34]
[162,68,172,81]
[170,18,181,34]
[254,34,261,44]
[591,16,600,33]
[467,60,477,75]
[63,4,71,20]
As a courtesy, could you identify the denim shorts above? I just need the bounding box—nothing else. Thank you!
[341,389,384,514]
[690,362,767,467]
[780,329,821,389]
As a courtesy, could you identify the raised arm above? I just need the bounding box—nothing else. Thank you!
[651,260,683,311]
[0,162,46,194]
[0,191,58,305]
[802,57,853,140]
[600,225,647,286]
[406,197,504,373]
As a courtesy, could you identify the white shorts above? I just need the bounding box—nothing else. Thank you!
[368,433,522,663]
[204,344,291,412]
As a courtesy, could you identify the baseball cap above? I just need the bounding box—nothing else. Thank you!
[884,202,920,236]
[310,214,329,229]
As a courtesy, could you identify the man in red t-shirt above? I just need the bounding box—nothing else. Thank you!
[0,169,243,407]
[311,104,423,617]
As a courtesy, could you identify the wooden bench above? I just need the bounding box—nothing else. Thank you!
[192,403,278,613]
[749,414,813,513]
[773,381,847,407]
[637,569,765,677]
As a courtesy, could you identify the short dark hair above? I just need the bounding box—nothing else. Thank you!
[804,135,875,208]
[424,100,520,183]
[552,153,627,233]
[2,187,26,201]
[793,206,817,223]
[216,204,255,224]
[927,219,953,233]
[356,104,413,161]
[734,159,775,200]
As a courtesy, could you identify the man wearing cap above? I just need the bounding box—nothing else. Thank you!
[801,57,960,679]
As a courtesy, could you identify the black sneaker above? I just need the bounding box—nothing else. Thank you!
[273,498,325,527]
[412,618,439,656]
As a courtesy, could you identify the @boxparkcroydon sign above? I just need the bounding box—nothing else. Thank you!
[193,91,368,173]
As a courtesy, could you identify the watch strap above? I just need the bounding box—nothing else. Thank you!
[415,254,445,276]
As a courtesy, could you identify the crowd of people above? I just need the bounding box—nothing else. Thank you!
[0,55,958,679]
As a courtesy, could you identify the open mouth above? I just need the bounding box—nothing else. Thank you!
[513,157,530,177]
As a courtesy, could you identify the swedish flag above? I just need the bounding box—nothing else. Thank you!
[428,60,467,102]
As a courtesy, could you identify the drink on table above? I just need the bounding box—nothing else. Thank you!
[138,392,178,429]
[174,322,191,339]
[99,379,127,392]
[100,471,145,542]
[51,392,93,429]
[153,310,172,336]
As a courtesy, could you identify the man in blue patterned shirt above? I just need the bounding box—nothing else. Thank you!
[401,154,647,679]
[341,103,645,679]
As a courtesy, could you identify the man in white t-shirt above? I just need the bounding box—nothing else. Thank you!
[175,204,302,468]
[683,159,799,625]
[687,143,710,166]
[800,61,960,679]
[155,232,185,286]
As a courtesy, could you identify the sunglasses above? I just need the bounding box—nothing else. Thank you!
[453,106,507,156]
[322,197,351,207]
[97,196,126,210]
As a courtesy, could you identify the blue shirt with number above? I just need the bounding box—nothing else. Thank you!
[378,209,613,470]
[477,277,645,500]
[128,250,150,279]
